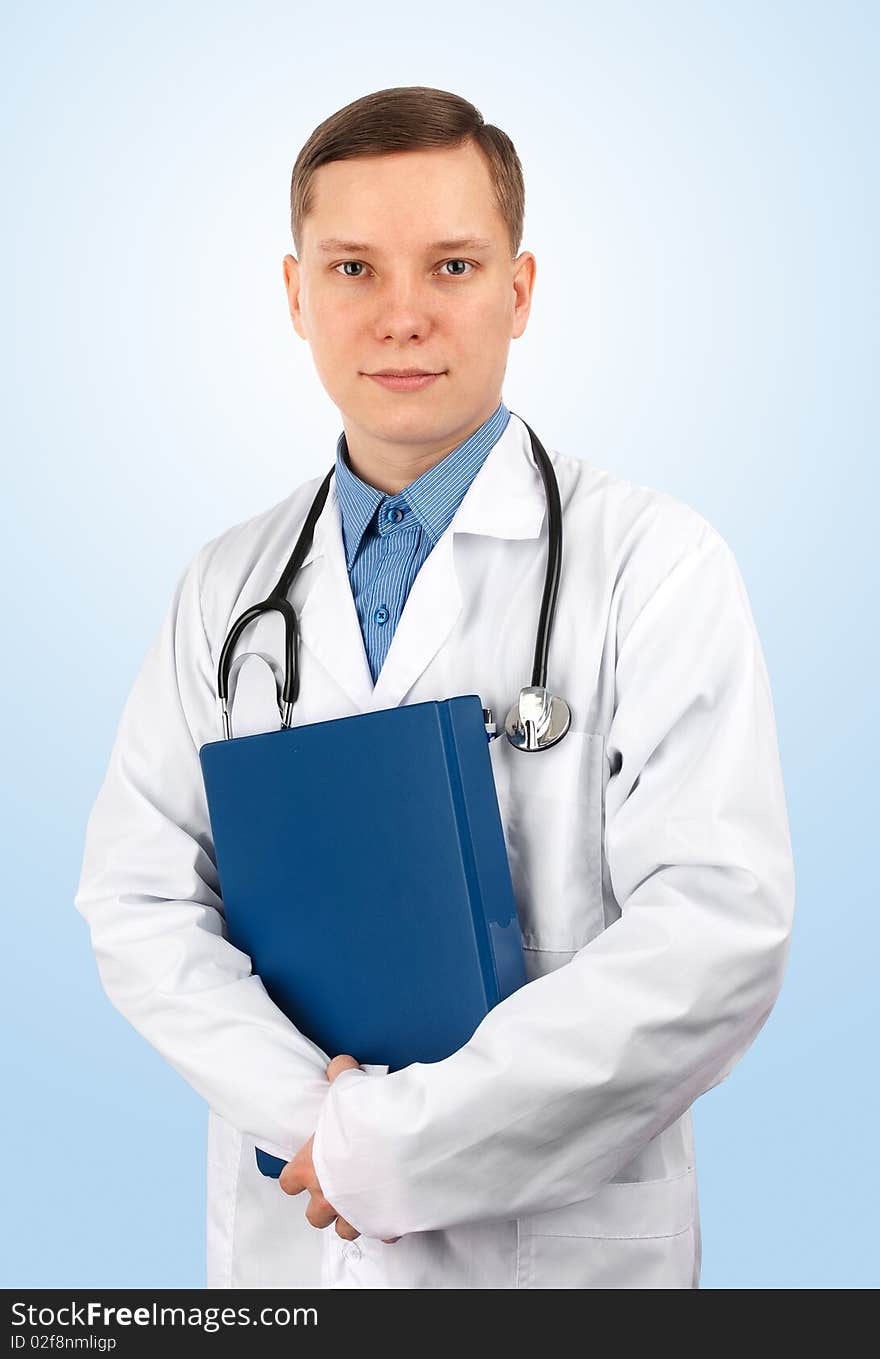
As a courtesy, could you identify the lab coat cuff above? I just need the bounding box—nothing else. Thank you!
[312,1065,391,1239]
[254,1134,304,1163]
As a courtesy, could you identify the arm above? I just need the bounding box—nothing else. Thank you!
[310,528,796,1240]
[74,548,330,1161]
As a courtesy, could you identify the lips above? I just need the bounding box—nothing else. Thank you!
[365,371,444,392]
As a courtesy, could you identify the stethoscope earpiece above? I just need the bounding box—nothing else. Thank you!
[504,686,572,751]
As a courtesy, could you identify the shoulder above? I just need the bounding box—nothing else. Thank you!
[198,474,326,579]
[550,444,724,558]
[545,442,740,634]
[185,472,329,641]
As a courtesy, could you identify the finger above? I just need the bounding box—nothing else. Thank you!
[326,1054,362,1083]
[305,1195,341,1231]
[381,1237,402,1244]
[278,1163,306,1196]
[334,1217,361,1242]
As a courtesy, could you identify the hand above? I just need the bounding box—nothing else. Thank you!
[278,1054,401,1244]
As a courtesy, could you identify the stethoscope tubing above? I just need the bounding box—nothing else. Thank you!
[217,413,562,739]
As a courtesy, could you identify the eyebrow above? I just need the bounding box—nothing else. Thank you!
[315,236,497,254]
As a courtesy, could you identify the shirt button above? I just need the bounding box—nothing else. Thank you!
[343,1242,362,1262]
[386,506,404,523]
[374,606,389,625]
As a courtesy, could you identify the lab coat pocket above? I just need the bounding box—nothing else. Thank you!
[516,1169,697,1290]
[490,730,607,952]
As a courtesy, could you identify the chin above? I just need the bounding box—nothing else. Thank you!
[358,395,454,431]
[385,410,458,438]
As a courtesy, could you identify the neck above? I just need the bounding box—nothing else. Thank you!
[341,395,502,495]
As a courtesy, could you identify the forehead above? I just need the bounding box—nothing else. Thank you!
[302,141,506,249]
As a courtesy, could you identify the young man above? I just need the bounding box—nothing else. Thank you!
[75,85,796,1289]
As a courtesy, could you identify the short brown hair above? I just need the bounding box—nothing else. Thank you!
[289,86,525,258]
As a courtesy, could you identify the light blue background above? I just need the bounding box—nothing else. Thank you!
[2,0,876,1290]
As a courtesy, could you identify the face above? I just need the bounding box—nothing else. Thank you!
[282,140,535,463]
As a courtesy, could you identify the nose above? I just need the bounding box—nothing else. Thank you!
[371,269,435,343]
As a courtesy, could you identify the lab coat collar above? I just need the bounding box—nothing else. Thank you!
[334,401,511,570]
[295,411,547,713]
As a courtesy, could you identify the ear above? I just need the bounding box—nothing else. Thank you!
[511,251,536,340]
[282,254,308,340]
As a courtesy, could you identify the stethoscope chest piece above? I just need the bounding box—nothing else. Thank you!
[504,685,572,752]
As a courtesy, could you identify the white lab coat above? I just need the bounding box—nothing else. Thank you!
[74,413,795,1289]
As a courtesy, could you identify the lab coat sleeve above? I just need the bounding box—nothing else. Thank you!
[310,527,796,1240]
[74,547,330,1161]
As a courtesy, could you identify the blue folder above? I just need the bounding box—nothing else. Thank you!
[198,693,527,1177]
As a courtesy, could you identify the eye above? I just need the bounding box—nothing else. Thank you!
[332,258,476,279]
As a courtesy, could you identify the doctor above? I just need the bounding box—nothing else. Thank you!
[74,84,796,1290]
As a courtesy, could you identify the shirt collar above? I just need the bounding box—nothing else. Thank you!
[334,401,511,571]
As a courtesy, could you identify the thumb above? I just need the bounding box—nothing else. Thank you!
[326,1054,362,1083]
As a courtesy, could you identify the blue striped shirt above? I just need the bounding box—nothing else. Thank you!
[334,401,511,683]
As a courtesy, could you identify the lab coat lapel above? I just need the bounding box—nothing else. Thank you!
[371,414,547,710]
[296,486,376,714]
[296,413,547,715]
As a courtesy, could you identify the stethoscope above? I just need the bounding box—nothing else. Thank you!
[217,413,571,753]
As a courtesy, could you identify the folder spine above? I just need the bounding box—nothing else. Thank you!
[437,703,500,1008]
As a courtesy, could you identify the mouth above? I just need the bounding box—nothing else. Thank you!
[363,369,446,393]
